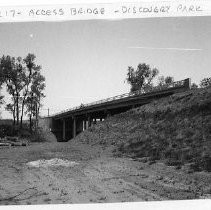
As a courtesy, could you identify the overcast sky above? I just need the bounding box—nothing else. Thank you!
[0,16,211,117]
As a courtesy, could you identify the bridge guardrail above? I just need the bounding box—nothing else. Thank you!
[49,78,190,117]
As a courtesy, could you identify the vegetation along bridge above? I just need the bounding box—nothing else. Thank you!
[41,78,191,141]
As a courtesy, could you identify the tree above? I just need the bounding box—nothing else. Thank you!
[0,66,4,109]
[31,72,45,130]
[20,54,41,127]
[200,77,211,88]
[0,55,25,125]
[191,83,198,89]
[0,54,45,129]
[126,63,159,92]
[0,91,4,118]
[157,76,174,88]
[0,61,6,117]
[5,103,16,125]
[26,72,45,131]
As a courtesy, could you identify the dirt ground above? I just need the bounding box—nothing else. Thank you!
[0,141,210,205]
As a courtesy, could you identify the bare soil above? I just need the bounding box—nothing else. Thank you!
[0,141,210,205]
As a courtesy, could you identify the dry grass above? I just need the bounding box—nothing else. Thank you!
[75,87,211,172]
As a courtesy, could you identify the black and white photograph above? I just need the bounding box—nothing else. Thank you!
[0,0,210,207]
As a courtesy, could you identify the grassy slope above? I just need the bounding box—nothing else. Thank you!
[74,87,211,172]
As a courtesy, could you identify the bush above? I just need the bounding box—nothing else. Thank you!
[19,128,31,138]
[166,159,182,167]
[74,87,211,172]
[0,124,18,138]
[29,128,47,142]
[190,155,211,172]
[200,77,211,88]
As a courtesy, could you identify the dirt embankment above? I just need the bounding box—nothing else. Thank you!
[74,87,211,172]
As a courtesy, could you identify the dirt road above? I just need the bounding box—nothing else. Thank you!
[0,142,210,205]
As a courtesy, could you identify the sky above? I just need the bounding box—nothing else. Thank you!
[0,16,211,118]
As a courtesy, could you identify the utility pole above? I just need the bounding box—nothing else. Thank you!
[48,108,50,117]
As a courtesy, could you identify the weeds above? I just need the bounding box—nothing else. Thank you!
[75,87,211,172]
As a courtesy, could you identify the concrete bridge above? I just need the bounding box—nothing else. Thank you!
[41,78,191,141]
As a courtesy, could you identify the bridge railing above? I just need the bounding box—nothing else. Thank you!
[50,78,190,117]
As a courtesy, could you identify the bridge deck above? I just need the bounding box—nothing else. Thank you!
[52,78,190,119]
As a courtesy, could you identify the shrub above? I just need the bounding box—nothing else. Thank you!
[200,77,211,88]
[0,124,18,138]
[165,159,182,167]
[19,128,31,138]
[29,128,47,142]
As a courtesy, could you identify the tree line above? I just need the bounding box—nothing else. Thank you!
[0,53,45,131]
[126,63,211,92]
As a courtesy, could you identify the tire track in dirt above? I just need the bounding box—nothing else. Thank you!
[81,158,162,202]
[0,142,210,205]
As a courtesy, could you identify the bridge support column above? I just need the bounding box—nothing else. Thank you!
[88,116,91,127]
[83,120,86,131]
[62,119,66,141]
[84,120,87,130]
[73,117,76,138]
[78,119,83,134]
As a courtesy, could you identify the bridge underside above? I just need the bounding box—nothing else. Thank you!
[48,78,191,141]
[51,105,134,142]
[51,92,176,141]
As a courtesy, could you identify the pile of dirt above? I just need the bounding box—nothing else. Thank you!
[74,87,211,172]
